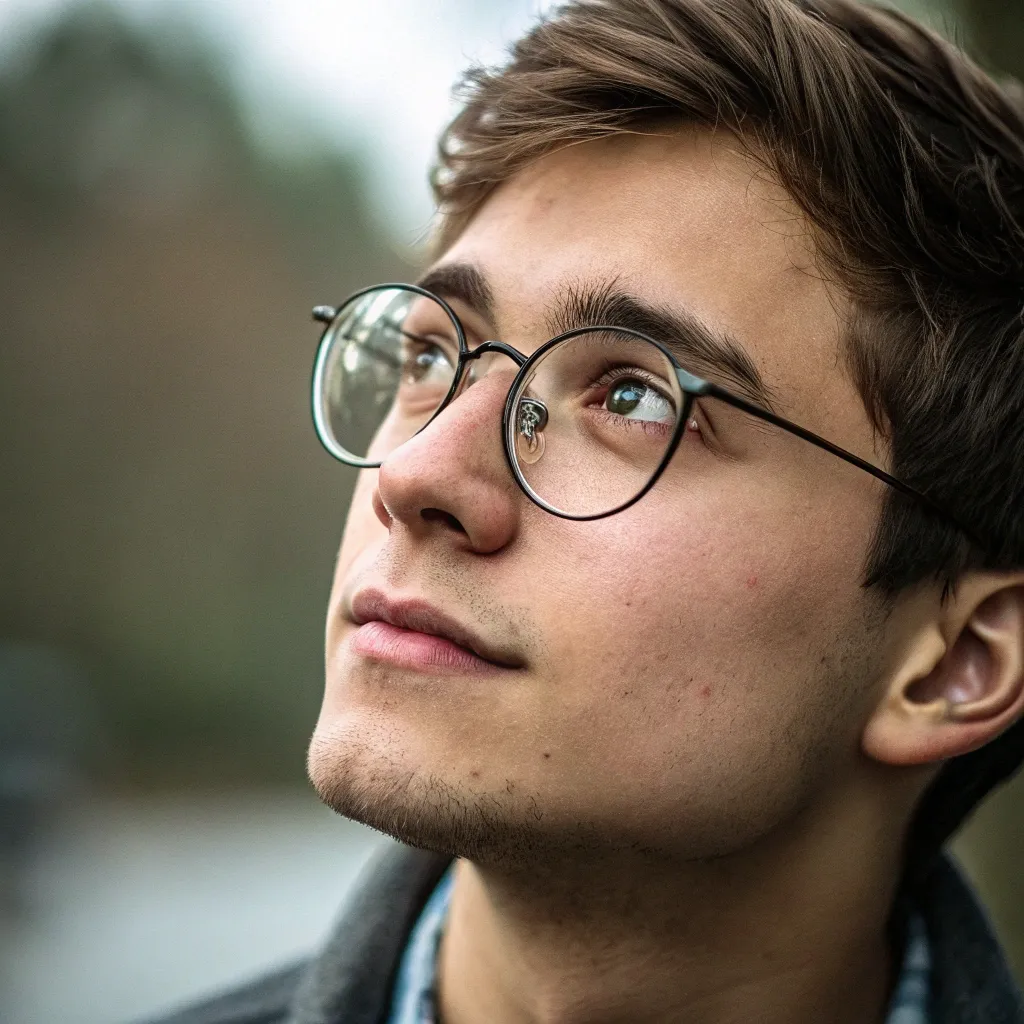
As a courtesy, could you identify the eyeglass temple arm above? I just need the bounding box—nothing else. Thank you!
[676,368,985,553]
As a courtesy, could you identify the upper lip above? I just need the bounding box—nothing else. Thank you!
[349,588,524,669]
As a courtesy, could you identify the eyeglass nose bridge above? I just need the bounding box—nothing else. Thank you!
[457,339,548,455]
[463,339,528,368]
[455,338,532,413]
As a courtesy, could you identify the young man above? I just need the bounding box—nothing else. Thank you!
[155,0,1024,1021]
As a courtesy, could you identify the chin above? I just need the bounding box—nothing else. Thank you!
[307,713,509,859]
[305,714,613,869]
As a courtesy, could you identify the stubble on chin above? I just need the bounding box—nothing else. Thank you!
[306,719,552,869]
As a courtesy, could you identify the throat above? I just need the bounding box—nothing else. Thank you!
[431,857,898,1024]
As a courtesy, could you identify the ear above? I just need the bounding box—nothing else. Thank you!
[862,576,1024,768]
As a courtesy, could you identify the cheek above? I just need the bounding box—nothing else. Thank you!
[328,469,384,616]
[539,483,870,744]
[518,492,875,849]
[337,470,382,560]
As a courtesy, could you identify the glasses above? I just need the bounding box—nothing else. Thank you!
[310,283,978,538]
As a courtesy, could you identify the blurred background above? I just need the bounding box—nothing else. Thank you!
[0,0,1020,1020]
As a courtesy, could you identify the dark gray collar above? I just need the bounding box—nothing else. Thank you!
[918,856,1024,1024]
[287,842,1023,1024]
[287,842,450,1024]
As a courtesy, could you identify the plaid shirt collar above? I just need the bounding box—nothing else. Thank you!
[386,869,932,1024]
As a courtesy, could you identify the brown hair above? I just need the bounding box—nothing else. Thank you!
[431,0,1024,868]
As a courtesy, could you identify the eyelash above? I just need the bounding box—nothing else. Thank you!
[591,364,672,404]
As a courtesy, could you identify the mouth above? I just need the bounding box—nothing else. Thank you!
[348,588,524,673]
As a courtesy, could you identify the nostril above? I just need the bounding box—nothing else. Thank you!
[421,507,467,534]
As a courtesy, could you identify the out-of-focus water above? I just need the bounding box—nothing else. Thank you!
[2,790,386,1024]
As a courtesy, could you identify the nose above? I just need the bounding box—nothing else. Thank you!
[373,359,523,554]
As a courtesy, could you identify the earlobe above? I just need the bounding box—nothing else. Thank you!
[862,579,1024,769]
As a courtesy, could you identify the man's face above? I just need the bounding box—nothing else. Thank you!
[309,130,896,864]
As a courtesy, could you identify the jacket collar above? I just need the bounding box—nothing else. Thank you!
[918,856,1024,1024]
[287,842,1023,1024]
[288,842,449,1024]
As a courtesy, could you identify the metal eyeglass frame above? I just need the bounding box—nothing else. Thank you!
[312,282,981,545]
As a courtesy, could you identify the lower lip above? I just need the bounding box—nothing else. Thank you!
[350,620,508,675]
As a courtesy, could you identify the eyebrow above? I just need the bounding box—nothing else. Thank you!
[416,263,496,327]
[416,262,777,411]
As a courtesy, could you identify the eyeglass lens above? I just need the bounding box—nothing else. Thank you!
[506,329,684,516]
[314,286,461,464]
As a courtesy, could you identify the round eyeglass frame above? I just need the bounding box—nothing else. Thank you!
[311,283,986,544]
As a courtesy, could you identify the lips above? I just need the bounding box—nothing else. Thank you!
[349,589,523,669]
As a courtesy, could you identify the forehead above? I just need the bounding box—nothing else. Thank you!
[440,129,868,444]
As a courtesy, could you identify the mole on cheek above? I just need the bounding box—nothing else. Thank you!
[700,685,712,699]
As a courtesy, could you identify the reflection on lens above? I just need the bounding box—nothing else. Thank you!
[516,397,547,464]
[507,329,683,517]
[312,286,461,465]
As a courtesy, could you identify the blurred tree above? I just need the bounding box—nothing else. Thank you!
[0,3,249,202]
[0,2,409,785]
[953,0,1024,81]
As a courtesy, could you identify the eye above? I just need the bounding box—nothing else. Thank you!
[604,377,675,423]
[401,335,455,385]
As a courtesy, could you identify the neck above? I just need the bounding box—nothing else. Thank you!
[437,797,905,1024]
